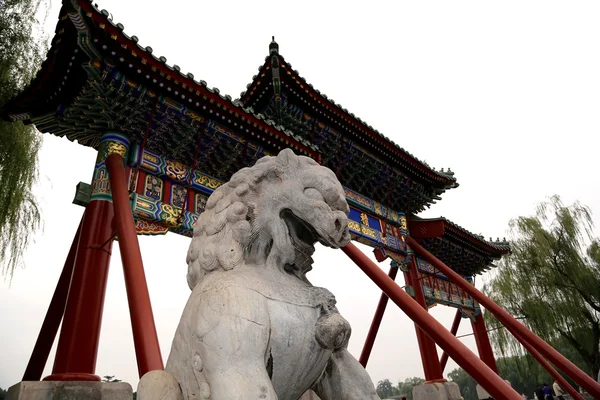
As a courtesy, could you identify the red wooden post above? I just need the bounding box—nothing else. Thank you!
[405,256,444,381]
[359,265,398,367]
[23,218,83,381]
[341,243,522,400]
[406,236,600,398]
[440,308,462,373]
[472,314,498,374]
[46,132,127,382]
[47,201,115,381]
[105,152,164,376]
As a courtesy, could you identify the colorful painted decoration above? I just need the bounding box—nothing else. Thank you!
[195,193,208,214]
[171,185,187,208]
[416,256,479,312]
[145,175,163,200]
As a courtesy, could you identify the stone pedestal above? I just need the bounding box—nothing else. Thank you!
[476,384,490,399]
[7,381,132,400]
[413,381,462,400]
[299,390,321,400]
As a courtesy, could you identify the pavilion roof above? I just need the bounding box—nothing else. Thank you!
[2,0,318,180]
[239,41,458,197]
[3,0,461,215]
[407,216,510,276]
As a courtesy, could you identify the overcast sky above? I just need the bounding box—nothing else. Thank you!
[2,0,600,392]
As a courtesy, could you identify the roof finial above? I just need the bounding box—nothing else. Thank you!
[269,36,279,54]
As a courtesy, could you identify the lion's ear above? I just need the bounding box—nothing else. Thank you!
[277,148,299,170]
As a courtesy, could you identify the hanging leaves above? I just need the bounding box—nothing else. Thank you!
[484,195,600,378]
[0,0,49,277]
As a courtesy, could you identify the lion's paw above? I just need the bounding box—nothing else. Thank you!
[137,370,184,400]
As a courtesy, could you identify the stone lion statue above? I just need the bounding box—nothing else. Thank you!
[138,149,380,400]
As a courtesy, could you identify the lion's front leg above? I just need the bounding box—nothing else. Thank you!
[312,349,380,400]
[187,283,276,399]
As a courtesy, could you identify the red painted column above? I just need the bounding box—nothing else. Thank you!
[440,308,462,373]
[405,255,444,382]
[359,265,398,367]
[46,132,128,381]
[472,314,498,374]
[406,236,600,398]
[47,202,115,381]
[341,242,522,400]
[23,218,83,381]
[105,152,164,377]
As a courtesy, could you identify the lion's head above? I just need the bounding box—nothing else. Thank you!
[186,149,350,289]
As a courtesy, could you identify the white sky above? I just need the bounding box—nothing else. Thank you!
[2,0,600,392]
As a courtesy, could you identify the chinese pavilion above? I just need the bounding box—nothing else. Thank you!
[3,1,599,399]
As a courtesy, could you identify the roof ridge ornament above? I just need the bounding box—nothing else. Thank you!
[269,36,279,54]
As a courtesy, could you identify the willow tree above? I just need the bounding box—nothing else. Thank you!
[484,195,600,379]
[0,0,48,276]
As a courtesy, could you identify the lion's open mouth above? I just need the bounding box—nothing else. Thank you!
[281,209,320,252]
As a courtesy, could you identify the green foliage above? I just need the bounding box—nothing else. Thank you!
[484,195,600,379]
[447,367,478,400]
[396,376,425,399]
[0,387,6,400]
[448,349,589,399]
[375,377,425,399]
[376,378,398,398]
[0,0,48,276]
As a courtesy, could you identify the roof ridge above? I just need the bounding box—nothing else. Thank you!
[239,41,457,184]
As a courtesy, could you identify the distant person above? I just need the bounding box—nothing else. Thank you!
[401,397,406,400]
[535,384,544,400]
[542,383,554,399]
[552,379,564,400]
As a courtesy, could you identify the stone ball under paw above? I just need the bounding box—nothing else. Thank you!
[314,312,351,350]
[137,370,184,400]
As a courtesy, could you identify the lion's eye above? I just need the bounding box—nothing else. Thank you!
[304,187,325,202]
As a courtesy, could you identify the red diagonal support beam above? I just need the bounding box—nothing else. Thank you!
[105,153,164,377]
[359,265,398,367]
[406,236,600,398]
[472,314,498,373]
[440,308,462,373]
[510,328,584,400]
[341,243,522,400]
[23,218,83,381]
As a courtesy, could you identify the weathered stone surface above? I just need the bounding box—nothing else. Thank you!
[137,370,183,400]
[164,149,380,399]
[299,390,321,400]
[413,382,461,400]
[6,381,132,400]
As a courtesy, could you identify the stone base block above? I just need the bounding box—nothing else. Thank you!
[299,390,321,400]
[7,381,133,400]
[413,381,462,400]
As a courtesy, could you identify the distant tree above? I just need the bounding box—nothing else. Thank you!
[396,376,425,400]
[0,0,48,277]
[102,375,122,383]
[0,387,6,400]
[376,378,398,398]
[484,196,600,379]
[447,368,477,400]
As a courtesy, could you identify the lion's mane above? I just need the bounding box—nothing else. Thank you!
[186,149,329,290]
